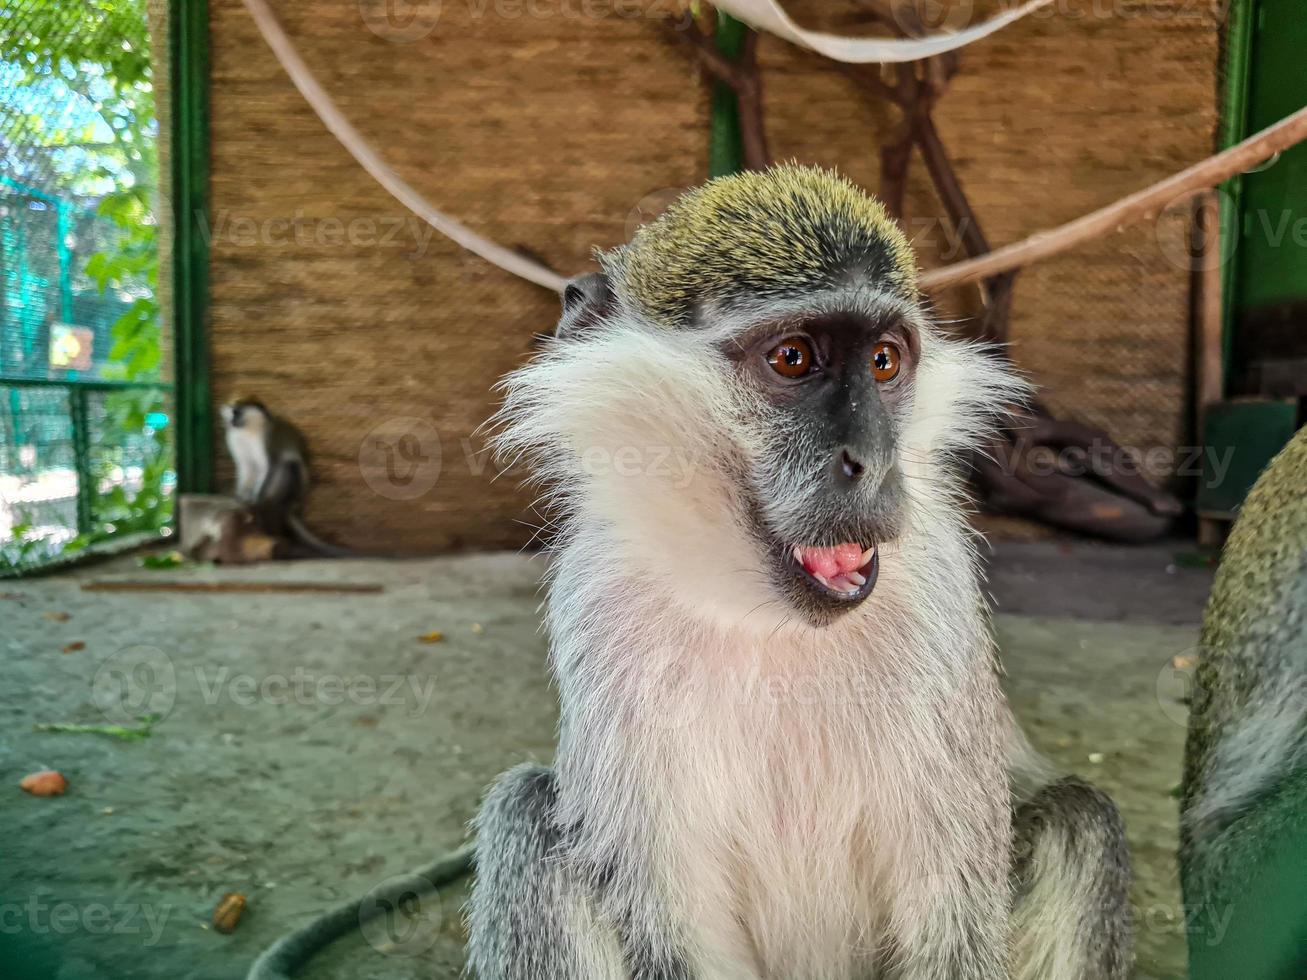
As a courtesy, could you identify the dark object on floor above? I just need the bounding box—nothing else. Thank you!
[972,405,1182,542]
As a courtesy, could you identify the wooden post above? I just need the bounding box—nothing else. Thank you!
[1191,191,1227,549]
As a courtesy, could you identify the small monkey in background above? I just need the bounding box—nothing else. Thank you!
[220,398,351,557]
[469,166,1131,979]
[1181,427,1307,979]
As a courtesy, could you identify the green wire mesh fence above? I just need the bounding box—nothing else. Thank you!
[1,0,172,575]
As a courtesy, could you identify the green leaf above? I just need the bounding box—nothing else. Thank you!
[34,717,160,741]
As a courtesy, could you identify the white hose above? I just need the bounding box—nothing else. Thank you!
[715,0,1056,64]
[241,0,1057,291]
[240,0,567,293]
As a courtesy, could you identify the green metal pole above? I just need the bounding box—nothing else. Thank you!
[171,0,213,494]
[1216,0,1255,393]
[69,386,93,534]
[55,200,74,323]
[708,12,748,178]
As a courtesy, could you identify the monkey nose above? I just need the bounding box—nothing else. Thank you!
[838,448,866,482]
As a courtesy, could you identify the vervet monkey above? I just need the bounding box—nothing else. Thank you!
[1182,427,1307,979]
[220,398,351,557]
[469,166,1131,979]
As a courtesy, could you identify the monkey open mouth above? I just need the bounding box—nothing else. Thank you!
[787,542,879,603]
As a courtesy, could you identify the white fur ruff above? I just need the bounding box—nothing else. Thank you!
[493,307,1027,979]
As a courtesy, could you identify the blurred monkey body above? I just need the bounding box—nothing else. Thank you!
[223,398,308,515]
[218,398,351,558]
[469,167,1131,979]
[1182,428,1307,978]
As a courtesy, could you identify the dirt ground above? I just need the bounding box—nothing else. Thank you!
[0,540,1213,980]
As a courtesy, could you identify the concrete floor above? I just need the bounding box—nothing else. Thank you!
[0,541,1213,980]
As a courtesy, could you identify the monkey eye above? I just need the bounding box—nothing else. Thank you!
[871,342,902,383]
[766,337,815,379]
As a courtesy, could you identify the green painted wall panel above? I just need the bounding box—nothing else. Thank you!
[1232,0,1307,311]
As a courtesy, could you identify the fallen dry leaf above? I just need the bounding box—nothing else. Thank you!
[61,641,86,654]
[20,770,68,796]
[212,892,247,934]
[42,611,71,623]
[418,630,444,644]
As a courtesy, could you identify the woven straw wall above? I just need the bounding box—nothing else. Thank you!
[207,0,1220,552]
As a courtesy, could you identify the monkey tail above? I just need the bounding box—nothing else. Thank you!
[285,512,358,559]
[1011,777,1133,980]
[245,844,474,980]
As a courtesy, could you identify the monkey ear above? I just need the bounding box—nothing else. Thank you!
[556,272,613,341]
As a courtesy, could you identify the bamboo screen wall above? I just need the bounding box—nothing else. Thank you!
[207,0,1221,553]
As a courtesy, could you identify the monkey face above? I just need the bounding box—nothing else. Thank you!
[497,291,1020,633]
[221,399,268,431]
[727,311,915,624]
[497,168,1025,633]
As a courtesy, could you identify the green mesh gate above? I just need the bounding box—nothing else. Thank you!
[1,0,172,574]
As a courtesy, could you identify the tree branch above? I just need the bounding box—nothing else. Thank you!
[735,30,771,171]
[669,18,771,171]
[671,19,743,88]
[914,111,990,256]
[922,104,1307,292]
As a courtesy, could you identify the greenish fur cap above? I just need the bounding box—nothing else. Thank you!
[602,165,919,327]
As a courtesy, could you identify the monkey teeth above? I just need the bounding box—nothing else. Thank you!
[791,541,877,596]
[826,572,867,595]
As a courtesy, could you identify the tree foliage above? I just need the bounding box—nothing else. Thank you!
[1,0,171,571]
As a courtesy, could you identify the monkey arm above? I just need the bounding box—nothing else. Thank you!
[1011,778,1133,980]
[468,764,633,980]
[1006,718,1133,980]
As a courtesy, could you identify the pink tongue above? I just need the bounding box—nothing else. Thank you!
[798,542,865,579]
